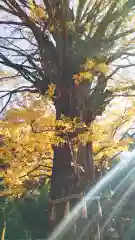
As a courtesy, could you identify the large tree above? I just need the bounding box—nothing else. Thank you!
[0,0,135,228]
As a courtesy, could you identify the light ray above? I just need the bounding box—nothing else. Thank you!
[77,166,135,239]
[99,179,135,237]
[47,149,135,240]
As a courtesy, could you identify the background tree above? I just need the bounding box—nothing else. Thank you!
[0,0,135,227]
[0,94,53,197]
[0,183,50,240]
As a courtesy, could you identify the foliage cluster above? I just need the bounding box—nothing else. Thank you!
[0,92,134,197]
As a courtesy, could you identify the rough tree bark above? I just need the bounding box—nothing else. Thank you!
[49,79,95,233]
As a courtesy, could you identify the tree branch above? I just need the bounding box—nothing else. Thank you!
[19,163,52,179]
[0,21,24,26]
[107,28,135,42]
[0,94,12,114]
[0,86,38,113]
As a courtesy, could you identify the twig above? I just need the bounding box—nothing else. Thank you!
[19,163,52,178]
[0,94,12,114]
[0,86,37,113]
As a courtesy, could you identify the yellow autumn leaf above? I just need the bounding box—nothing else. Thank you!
[29,0,35,18]
[0,147,9,153]
[29,0,47,20]
[93,143,101,153]
[47,83,56,98]
[73,71,93,85]
[34,6,45,19]
[80,72,93,80]
[49,24,54,32]
[84,59,96,70]
[97,63,108,74]
[6,108,41,122]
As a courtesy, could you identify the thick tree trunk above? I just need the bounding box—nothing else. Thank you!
[49,83,95,233]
